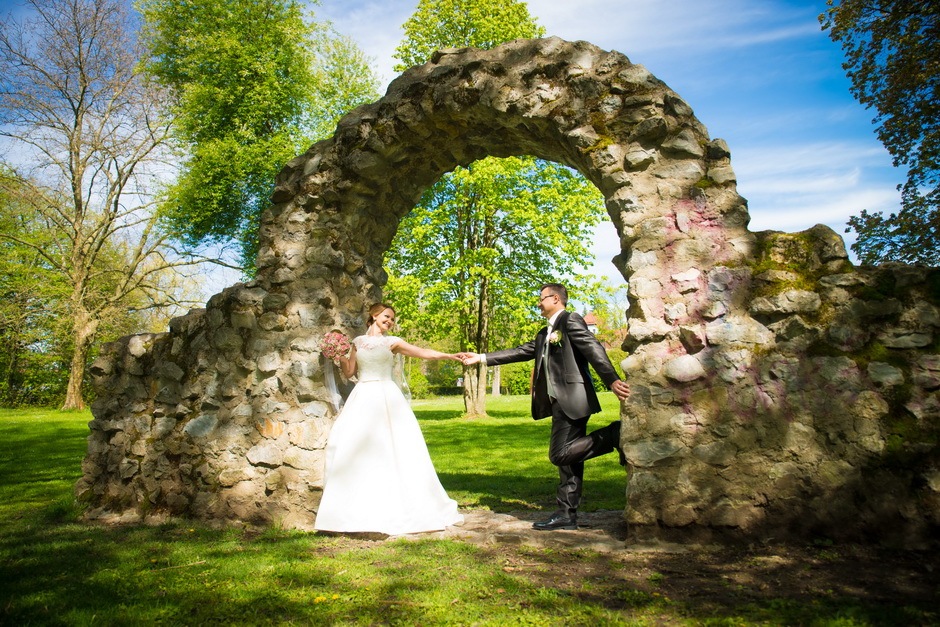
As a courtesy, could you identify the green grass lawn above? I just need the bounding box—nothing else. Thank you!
[0,401,935,626]
[0,400,645,626]
[414,392,627,512]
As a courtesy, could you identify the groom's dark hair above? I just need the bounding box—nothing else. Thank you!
[540,283,568,306]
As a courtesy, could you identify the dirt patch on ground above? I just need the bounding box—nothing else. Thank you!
[321,509,939,621]
[489,540,937,616]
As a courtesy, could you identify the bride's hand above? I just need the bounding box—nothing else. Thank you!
[456,352,481,365]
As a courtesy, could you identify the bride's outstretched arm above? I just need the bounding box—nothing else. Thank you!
[391,340,459,361]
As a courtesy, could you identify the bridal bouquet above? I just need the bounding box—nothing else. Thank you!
[320,331,351,361]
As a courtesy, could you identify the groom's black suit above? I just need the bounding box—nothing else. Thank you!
[484,310,622,517]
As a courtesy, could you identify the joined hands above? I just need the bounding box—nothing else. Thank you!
[455,352,481,365]
[455,352,631,401]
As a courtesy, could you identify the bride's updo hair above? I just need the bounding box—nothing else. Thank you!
[367,302,395,326]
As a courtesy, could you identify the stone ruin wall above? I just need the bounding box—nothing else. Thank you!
[75,37,939,546]
[620,226,939,547]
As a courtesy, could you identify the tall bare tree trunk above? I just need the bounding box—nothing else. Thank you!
[62,306,98,410]
[462,264,492,416]
[463,363,487,416]
[491,364,501,396]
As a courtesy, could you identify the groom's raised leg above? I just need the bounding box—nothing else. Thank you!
[551,419,624,466]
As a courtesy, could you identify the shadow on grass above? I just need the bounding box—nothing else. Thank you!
[0,518,662,624]
[405,407,465,421]
[0,417,88,510]
[1,410,937,625]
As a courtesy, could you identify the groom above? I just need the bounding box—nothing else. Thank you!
[460,283,630,530]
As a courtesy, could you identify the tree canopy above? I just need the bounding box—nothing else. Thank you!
[386,157,606,348]
[820,0,940,264]
[140,0,379,267]
[393,0,545,71]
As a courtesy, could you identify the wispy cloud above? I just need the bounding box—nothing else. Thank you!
[736,140,901,245]
[735,141,893,178]
[527,0,819,56]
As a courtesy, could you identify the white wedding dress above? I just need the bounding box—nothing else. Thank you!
[314,334,463,534]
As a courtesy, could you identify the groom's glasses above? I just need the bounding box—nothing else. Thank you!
[538,294,555,303]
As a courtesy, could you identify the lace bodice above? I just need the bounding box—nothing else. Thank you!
[354,335,400,382]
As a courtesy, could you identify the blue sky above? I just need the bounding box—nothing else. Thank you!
[313,0,903,274]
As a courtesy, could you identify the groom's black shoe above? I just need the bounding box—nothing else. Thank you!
[604,420,628,466]
[533,512,578,531]
[614,443,627,467]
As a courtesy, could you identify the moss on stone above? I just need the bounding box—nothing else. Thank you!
[747,231,827,301]
[582,135,614,153]
[925,269,940,305]
[854,270,897,302]
[859,341,906,369]
[880,404,937,469]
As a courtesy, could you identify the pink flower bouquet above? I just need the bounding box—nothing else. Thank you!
[320,331,351,361]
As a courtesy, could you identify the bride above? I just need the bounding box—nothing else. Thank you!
[314,303,464,535]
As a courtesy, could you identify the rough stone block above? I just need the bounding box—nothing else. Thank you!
[749,290,821,315]
[664,355,706,382]
[182,414,217,439]
[692,441,737,467]
[623,439,684,467]
[868,362,905,387]
[246,441,284,467]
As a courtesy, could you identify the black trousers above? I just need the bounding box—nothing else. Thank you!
[546,402,620,515]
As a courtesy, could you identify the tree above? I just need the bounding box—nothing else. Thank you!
[0,0,210,409]
[820,0,940,264]
[393,0,547,70]
[587,282,630,349]
[388,0,607,416]
[0,172,69,406]
[139,0,380,267]
[0,175,174,406]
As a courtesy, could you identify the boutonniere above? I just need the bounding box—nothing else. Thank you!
[548,330,562,345]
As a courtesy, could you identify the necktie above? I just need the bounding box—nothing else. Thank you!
[543,328,555,399]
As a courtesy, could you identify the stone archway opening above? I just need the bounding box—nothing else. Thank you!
[379,149,620,417]
[79,37,939,546]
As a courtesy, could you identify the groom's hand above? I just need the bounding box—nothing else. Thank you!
[458,352,481,365]
[611,379,630,401]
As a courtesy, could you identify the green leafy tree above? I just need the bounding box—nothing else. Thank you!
[387,0,606,417]
[0,169,182,407]
[820,0,939,264]
[140,0,380,267]
[388,0,608,417]
[586,281,630,349]
[0,0,212,409]
[393,0,546,70]
[0,173,70,406]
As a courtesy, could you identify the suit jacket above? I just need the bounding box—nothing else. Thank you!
[485,311,620,420]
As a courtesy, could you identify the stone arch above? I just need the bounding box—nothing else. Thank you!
[261,37,749,322]
[79,37,939,545]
